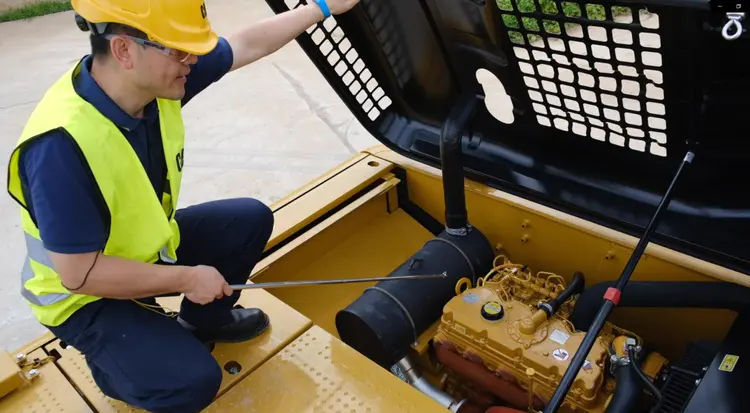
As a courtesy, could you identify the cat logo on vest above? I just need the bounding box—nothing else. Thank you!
[176,148,185,172]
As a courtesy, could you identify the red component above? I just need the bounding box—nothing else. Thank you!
[456,401,487,413]
[603,287,621,305]
[485,408,527,413]
[462,386,496,408]
[434,344,546,411]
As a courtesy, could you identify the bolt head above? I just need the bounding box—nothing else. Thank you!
[15,353,25,361]
[28,369,38,378]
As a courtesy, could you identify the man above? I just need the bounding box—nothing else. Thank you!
[6,0,359,412]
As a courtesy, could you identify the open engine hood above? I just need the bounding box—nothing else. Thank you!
[265,0,750,275]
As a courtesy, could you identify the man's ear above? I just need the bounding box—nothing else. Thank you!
[109,36,137,70]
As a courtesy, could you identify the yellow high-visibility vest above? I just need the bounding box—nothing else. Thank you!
[6,60,184,327]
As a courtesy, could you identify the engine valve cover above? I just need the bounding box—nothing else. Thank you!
[434,284,615,411]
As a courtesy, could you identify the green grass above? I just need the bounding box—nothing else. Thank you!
[0,0,72,23]
[496,0,632,44]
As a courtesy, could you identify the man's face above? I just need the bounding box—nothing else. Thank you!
[130,41,198,101]
[108,34,199,101]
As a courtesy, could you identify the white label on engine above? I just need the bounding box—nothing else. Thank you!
[553,348,570,361]
[550,329,570,345]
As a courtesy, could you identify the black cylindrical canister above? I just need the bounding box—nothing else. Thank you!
[335,227,494,368]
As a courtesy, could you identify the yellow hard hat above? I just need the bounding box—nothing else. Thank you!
[71,0,218,56]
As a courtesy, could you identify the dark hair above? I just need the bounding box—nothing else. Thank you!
[90,23,148,59]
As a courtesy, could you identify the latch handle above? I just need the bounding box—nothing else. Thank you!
[722,12,745,40]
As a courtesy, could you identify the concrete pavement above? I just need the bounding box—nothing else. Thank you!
[0,0,377,351]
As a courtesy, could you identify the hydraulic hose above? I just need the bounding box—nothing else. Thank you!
[605,362,644,413]
[539,271,585,316]
[627,345,663,405]
[570,281,750,331]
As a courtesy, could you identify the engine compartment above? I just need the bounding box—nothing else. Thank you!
[327,111,749,412]
[430,255,668,413]
[337,237,747,413]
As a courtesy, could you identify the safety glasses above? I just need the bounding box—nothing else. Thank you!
[103,34,193,63]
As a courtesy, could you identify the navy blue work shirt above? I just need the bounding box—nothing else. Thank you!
[18,37,235,255]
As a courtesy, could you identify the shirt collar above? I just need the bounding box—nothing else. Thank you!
[74,55,159,131]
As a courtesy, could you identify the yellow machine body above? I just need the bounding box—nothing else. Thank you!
[0,147,744,412]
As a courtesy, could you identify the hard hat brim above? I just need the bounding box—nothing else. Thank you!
[160,33,220,56]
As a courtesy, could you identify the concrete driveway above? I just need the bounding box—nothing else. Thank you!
[0,0,377,351]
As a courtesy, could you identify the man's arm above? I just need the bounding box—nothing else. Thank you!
[227,0,360,72]
[50,251,189,299]
[20,135,231,304]
[49,251,231,304]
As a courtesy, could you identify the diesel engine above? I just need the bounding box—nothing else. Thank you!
[431,256,668,413]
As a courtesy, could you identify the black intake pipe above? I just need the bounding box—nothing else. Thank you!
[539,271,585,317]
[335,229,494,368]
[440,93,478,235]
[571,281,750,331]
[605,362,645,413]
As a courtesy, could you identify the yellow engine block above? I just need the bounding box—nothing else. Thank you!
[433,257,645,413]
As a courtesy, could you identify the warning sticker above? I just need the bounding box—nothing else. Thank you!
[549,329,570,345]
[719,354,739,372]
[553,348,570,361]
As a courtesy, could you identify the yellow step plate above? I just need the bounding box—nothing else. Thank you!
[0,349,93,413]
[207,325,450,413]
[45,288,312,412]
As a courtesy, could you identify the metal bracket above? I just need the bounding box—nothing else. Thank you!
[722,12,745,40]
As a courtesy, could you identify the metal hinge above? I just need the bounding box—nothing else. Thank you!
[15,352,55,380]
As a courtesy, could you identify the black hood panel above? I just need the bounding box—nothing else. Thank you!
[266,0,750,275]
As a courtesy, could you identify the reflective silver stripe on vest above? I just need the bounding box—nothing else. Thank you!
[20,233,71,306]
[159,246,176,264]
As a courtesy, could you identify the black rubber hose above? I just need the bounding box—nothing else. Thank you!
[605,362,644,413]
[570,281,750,331]
[628,346,663,405]
[439,93,478,234]
[539,271,585,316]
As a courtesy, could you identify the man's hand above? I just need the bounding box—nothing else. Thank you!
[182,265,234,305]
[227,0,361,72]
[326,0,361,15]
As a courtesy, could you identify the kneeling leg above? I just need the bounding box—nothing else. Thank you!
[53,299,222,413]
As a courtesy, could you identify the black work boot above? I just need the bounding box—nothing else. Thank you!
[193,307,270,344]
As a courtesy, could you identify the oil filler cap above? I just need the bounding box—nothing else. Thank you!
[481,301,504,322]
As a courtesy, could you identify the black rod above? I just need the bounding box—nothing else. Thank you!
[543,150,695,413]
[440,93,479,235]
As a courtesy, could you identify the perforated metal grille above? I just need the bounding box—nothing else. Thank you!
[284,1,393,122]
[497,0,667,156]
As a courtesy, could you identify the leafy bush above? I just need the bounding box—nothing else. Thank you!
[496,0,631,43]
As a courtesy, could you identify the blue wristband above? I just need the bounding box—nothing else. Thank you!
[312,0,331,19]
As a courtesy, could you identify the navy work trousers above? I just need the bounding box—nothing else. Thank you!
[46,198,274,413]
